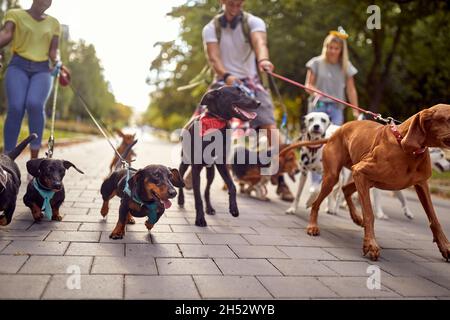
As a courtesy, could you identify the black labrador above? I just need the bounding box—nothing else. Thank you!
[177,85,260,227]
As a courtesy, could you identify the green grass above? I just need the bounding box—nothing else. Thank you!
[0,116,94,152]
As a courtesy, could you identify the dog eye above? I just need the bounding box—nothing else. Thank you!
[321,119,326,123]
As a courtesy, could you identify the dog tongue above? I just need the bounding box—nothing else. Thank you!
[163,199,172,209]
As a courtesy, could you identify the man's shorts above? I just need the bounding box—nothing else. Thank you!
[250,89,276,129]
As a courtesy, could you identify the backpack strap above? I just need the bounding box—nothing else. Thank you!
[241,11,253,49]
[213,13,222,44]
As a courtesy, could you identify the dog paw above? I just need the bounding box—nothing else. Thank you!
[326,209,337,216]
[403,208,414,220]
[285,207,296,215]
[230,207,239,217]
[195,217,208,227]
[306,224,320,236]
[206,207,216,215]
[376,212,389,220]
[109,232,124,240]
[100,204,109,217]
[145,220,154,231]
[436,242,450,261]
[127,217,136,225]
[32,212,43,222]
[52,215,63,222]
[363,238,381,261]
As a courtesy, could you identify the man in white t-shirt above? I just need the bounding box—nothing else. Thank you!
[201,0,294,202]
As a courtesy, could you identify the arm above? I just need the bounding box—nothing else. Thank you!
[0,21,15,48]
[346,76,359,117]
[205,42,239,85]
[48,35,59,64]
[250,31,274,72]
[305,69,319,96]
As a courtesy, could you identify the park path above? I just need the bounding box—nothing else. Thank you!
[0,130,449,299]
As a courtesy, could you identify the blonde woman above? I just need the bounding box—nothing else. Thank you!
[305,29,359,125]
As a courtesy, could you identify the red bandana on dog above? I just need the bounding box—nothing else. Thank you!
[199,113,227,137]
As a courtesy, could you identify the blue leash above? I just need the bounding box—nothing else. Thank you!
[123,169,158,225]
[32,178,55,220]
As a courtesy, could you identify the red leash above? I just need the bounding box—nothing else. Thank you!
[267,71,386,123]
[267,71,428,155]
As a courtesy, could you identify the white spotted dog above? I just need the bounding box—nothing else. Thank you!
[372,147,450,220]
[286,112,340,215]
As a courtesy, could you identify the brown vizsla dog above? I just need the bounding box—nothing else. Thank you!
[306,104,450,261]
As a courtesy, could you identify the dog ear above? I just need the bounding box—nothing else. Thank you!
[401,110,433,154]
[200,89,221,106]
[63,161,84,174]
[128,169,142,193]
[26,159,44,177]
[115,129,125,138]
[168,168,185,188]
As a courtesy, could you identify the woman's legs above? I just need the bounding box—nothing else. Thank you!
[3,66,30,153]
[25,71,53,157]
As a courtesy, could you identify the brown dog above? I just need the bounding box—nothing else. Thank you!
[230,144,299,201]
[110,129,136,172]
[302,104,450,261]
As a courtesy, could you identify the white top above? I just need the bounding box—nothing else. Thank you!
[202,13,266,79]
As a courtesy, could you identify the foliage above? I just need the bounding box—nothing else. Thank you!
[144,0,450,132]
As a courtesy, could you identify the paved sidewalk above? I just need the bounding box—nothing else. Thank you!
[0,132,449,299]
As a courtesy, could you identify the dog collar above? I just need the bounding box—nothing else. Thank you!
[123,169,158,225]
[389,121,427,156]
[199,112,227,137]
[32,178,55,220]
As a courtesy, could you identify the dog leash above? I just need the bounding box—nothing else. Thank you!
[46,62,63,159]
[265,71,401,125]
[266,72,289,144]
[68,83,130,168]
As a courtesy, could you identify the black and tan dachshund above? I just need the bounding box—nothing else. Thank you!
[23,159,84,222]
[177,85,260,227]
[100,165,184,239]
[0,134,37,226]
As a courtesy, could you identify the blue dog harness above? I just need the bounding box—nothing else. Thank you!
[32,178,55,220]
[123,169,158,225]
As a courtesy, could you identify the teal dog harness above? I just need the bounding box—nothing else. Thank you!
[123,169,158,225]
[32,178,55,220]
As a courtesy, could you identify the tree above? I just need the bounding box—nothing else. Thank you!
[146,0,450,131]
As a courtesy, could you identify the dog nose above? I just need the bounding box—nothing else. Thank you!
[313,124,320,130]
[168,189,177,198]
[53,181,62,189]
[256,100,261,106]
